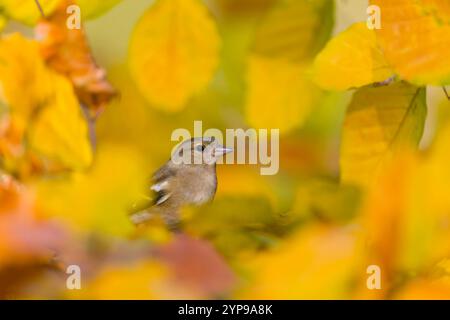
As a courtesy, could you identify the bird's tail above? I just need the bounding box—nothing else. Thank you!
[129,207,181,232]
[129,209,154,225]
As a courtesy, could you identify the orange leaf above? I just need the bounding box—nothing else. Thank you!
[35,0,116,115]
[371,0,450,85]
[0,174,65,267]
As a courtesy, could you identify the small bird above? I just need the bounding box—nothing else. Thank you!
[130,136,233,231]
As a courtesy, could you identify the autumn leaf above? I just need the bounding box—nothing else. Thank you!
[34,144,149,237]
[0,33,51,124]
[252,0,334,62]
[36,0,116,114]
[0,33,93,173]
[356,154,450,298]
[371,0,450,85]
[69,261,169,299]
[244,0,333,134]
[400,123,450,272]
[340,82,426,187]
[0,174,65,267]
[129,0,220,111]
[236,224,360,299]
[355,122,450,298]
[353,154,416,298]
[0,33,53,171]
[313,22,394,91]
[28,71,93,170]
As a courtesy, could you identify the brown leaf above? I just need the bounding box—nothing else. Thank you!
[35,0,116,116]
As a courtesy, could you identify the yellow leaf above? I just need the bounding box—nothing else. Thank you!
[352,119,450,298]
[245,0,332,134]
[313,22,394,91]
[371,0,450,85]
[0,0,61,25]
[35,144,149,236]
[0,33,94,173]
[399,123,450,271]
[245,56,320,133]
[28,72,92,170]
[355,154,416,298]
[357,148,450,296]
[236,224,360,299]
[0,14,6,32]
[340,82,426,187]
[69,261,170,299]
[0,33,51,125]
[129,0,220,111]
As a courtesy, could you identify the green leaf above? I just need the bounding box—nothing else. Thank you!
[77,0,123,20]
[0,0,60,25]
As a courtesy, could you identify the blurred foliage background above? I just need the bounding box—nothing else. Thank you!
[1,0,450,299]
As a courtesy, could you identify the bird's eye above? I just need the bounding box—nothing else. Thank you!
[196,144,206,152]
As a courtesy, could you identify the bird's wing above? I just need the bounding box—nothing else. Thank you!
[151,165,175,206]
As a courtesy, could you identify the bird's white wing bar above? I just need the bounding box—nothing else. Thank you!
[151,180,169,192]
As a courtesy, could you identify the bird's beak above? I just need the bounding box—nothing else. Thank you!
[214,145,233,157]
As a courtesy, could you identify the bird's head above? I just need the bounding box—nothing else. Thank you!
[171,137,233,166]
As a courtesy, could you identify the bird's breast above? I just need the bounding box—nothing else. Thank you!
[179,167,217,205]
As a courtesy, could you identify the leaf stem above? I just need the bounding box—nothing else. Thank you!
[34,0,46,19]
[443,86,450,100]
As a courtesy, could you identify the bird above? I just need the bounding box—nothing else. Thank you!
[129,136,233,231]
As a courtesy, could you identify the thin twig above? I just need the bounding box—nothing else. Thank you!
[443,86,450,100]
[34,0,46,19]
[373,75,396,87]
